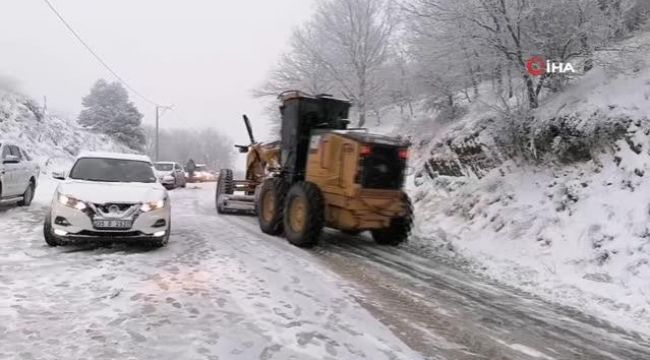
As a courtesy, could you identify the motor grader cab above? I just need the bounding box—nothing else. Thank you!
[257,91,413,247]
[215,115,280,214]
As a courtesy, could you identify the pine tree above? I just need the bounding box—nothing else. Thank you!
[78,79,146,151]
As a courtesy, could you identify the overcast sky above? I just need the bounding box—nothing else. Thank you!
[0,0,315,146]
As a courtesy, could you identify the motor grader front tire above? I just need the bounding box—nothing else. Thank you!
[371,193,413,246]
[283,182,324,248]
[215,169,235,214]
[218,169,234,194]
[257,178,288,235]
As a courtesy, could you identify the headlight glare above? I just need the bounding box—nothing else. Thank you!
[57,193,87,211]
[140,199,165,212]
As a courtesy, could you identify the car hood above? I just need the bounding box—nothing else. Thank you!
[154,170,173,177]
[58,180,166,204]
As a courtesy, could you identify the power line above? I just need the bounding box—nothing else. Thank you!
[40,0,161,107]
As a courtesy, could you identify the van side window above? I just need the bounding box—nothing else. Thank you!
[9,146,23,161]
[21,148,32,161]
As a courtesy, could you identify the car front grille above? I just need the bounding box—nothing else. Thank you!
[91,203,139,218]
[94,203,135,212]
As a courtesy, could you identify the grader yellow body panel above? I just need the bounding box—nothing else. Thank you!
[305,132,408,231]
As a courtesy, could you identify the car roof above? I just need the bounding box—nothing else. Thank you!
[76,152,152,163]
[155,161,176,165]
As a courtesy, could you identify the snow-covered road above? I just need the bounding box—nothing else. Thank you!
[1,181,649,360]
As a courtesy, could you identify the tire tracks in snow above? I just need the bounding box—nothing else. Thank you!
[217,194,650,360]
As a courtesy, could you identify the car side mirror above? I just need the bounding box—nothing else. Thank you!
[235,145,249,153]
[3,155,19,164]
[52,171,66,180]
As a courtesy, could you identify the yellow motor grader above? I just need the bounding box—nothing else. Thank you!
[217,91,413,247]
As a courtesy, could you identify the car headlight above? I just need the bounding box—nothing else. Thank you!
[163,175,174,181]
[140,199,166,213]
[57,193,87,211]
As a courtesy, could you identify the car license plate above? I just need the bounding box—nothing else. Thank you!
[93,219,133,229]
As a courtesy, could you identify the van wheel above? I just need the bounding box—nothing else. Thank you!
[371,193,413,246]
[43,214,62,247]
[257,178,288,235]
[18,182,35,207]
[283,182,324,248]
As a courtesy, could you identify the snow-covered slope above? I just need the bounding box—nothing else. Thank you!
[405,31,650,336]
[0,89,131,169]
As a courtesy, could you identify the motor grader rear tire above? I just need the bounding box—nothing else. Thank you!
[371,193,413,246]
[283,182,324,248]
[257,178,288,235]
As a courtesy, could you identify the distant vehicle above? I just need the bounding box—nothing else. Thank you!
[0,141,39,207]
[44,152,171,247]
[186,164,216,183]
[154,161,186,189]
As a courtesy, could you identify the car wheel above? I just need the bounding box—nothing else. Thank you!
[150,223,171,248]
[18,182,35,207]
[43,213,62,247]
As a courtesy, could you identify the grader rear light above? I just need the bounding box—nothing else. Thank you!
[360,145,372,157]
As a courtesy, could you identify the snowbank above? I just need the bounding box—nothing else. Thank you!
[0,89,131,171]
[407,32,650,336]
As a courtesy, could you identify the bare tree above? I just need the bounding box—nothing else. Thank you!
[258,0,397,127]
[403,0,634,109]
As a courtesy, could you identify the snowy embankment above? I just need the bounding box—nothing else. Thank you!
[0,89,130,171]
[407,33,650,335]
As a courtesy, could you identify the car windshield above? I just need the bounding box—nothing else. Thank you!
[69,158,157,183]
[154,163,174,171]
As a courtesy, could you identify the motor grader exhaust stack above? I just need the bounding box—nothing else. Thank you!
[215,115,279,215]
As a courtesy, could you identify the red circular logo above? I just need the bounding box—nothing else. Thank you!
[526,56,546,77]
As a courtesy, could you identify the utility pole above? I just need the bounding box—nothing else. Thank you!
[154,105,174,162]
[155,106,160,162]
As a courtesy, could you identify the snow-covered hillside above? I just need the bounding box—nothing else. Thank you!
[0,88,131,168]
[404,31,650,336]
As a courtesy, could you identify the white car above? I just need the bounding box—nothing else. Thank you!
[0,141,39,207]
[43,152,171,247]
[154,161,186,189]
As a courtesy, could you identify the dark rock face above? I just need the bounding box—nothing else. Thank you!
[420,110,647,181]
